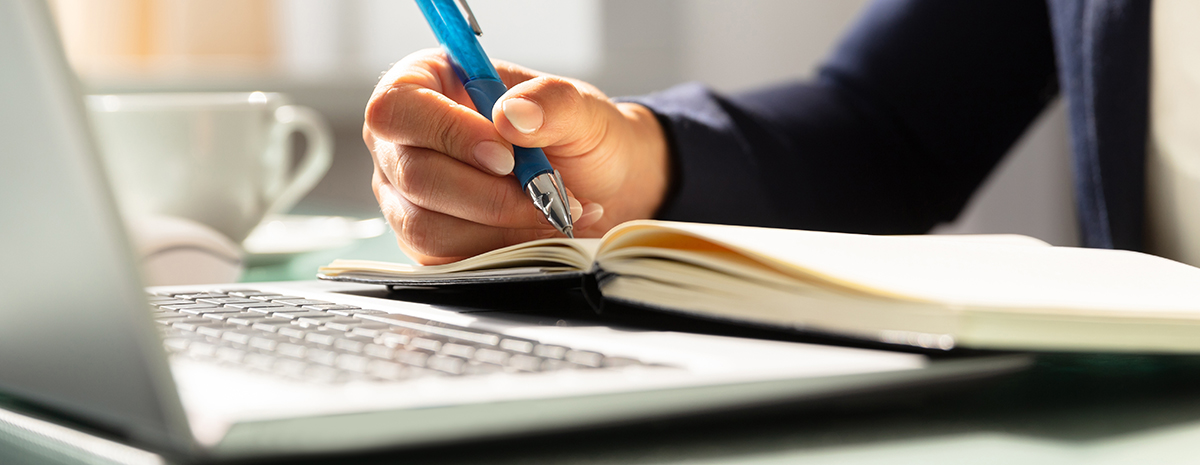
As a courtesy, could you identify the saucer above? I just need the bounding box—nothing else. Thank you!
[242,215,387,265]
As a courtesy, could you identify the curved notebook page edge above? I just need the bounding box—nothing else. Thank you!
[319,238,601,278]
[599,220,1200,313]
[319,267,586,287]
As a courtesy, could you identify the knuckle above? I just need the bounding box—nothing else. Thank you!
[396,208,440,256]
[430,106,468,158]
[396,158,439,205]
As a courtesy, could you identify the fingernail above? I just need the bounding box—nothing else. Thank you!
[502,98,543,134]
[473,141,513,175]
[578,203,604,226]
[569,196,583,222]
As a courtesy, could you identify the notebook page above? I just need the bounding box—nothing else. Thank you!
[617,221,1200,315]
[321,238,601,276]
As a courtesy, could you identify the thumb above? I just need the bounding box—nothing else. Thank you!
[491,76,616,154]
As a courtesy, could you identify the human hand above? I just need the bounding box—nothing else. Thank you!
[364,49,669,265]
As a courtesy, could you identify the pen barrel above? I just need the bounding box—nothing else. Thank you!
[414,0,501,82]
[464,79,554,186]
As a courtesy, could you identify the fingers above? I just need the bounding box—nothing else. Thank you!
[367,49,525,177]
[372,169,558,264]
[366,82,517,176]
[491,75,617,154]
[389,145,556,228]
[368,120,604,231]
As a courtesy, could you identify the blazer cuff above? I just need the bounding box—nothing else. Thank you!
[618,83,776,225]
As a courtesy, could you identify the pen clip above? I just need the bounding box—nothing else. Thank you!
[455,0,483,36]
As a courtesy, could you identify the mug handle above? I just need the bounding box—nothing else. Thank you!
[264,105,333,217]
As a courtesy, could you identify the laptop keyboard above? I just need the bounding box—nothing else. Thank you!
[149,289,650,384]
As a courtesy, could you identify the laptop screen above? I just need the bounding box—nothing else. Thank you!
[0,0,190,449]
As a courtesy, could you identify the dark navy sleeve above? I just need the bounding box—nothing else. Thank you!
[625,0,1059,234]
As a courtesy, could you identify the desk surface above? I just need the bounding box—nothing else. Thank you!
[5,231,1200,465]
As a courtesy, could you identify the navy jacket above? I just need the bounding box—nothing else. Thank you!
[632,0,1150,250]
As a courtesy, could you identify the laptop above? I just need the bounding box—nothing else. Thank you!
[0,0,1029,460]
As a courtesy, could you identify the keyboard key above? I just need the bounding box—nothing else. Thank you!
[440,343,475,359]
[409,337,442,352]
[270,311,336,321]
[196,325,231,338]
[195,298,260,306]
[221,331,254,345]
[211,289,258,295]
[533,345,568,360]
[564,350,604,368]
[250,295,300,301]
[272,299,332,307]
[172,293,227,299]
[252,321,294,334]
[507,354,542,372]
[223,302,286,310]
[226,291,276,298]
[326,308,387,317]
[351,326,390,339]
[226,314,271,326]
[394,350,429,367]
[362,344,394,360]
[304,332,337,346]
[323,320,383,332]
[306,348,338,366]
[160,303,220,312]
[179,307,243,315]
[277,326,310,340]
[333,338,366,353]
[155,316,199,326]
[297,316,354,327]
[360,313,501,346]
[378,332,412,348]
[247,306,310,315]
[499,339,535,353]
[150,299,194,307]
[162,338,190,352]
[301,304,359,311]
[174,320,222,332]
[427,356,465,374]
[473,348,510,365]
[248,335,287,351]
[275,343,307,359]
[202,312,245,322]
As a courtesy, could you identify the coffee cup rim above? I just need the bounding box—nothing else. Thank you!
[87,92,287,112]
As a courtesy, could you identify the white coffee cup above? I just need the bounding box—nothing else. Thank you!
[87,92,333,243]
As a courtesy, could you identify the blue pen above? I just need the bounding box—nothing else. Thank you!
[415,0,575,238]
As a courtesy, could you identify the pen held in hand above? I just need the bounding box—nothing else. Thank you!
[414,0,575,238]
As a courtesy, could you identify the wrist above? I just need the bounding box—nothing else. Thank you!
[612,102,670,221]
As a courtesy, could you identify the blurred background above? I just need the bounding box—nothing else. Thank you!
[48,0,1078,246]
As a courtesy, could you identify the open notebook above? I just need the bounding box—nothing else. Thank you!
[320,220,1200,353]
